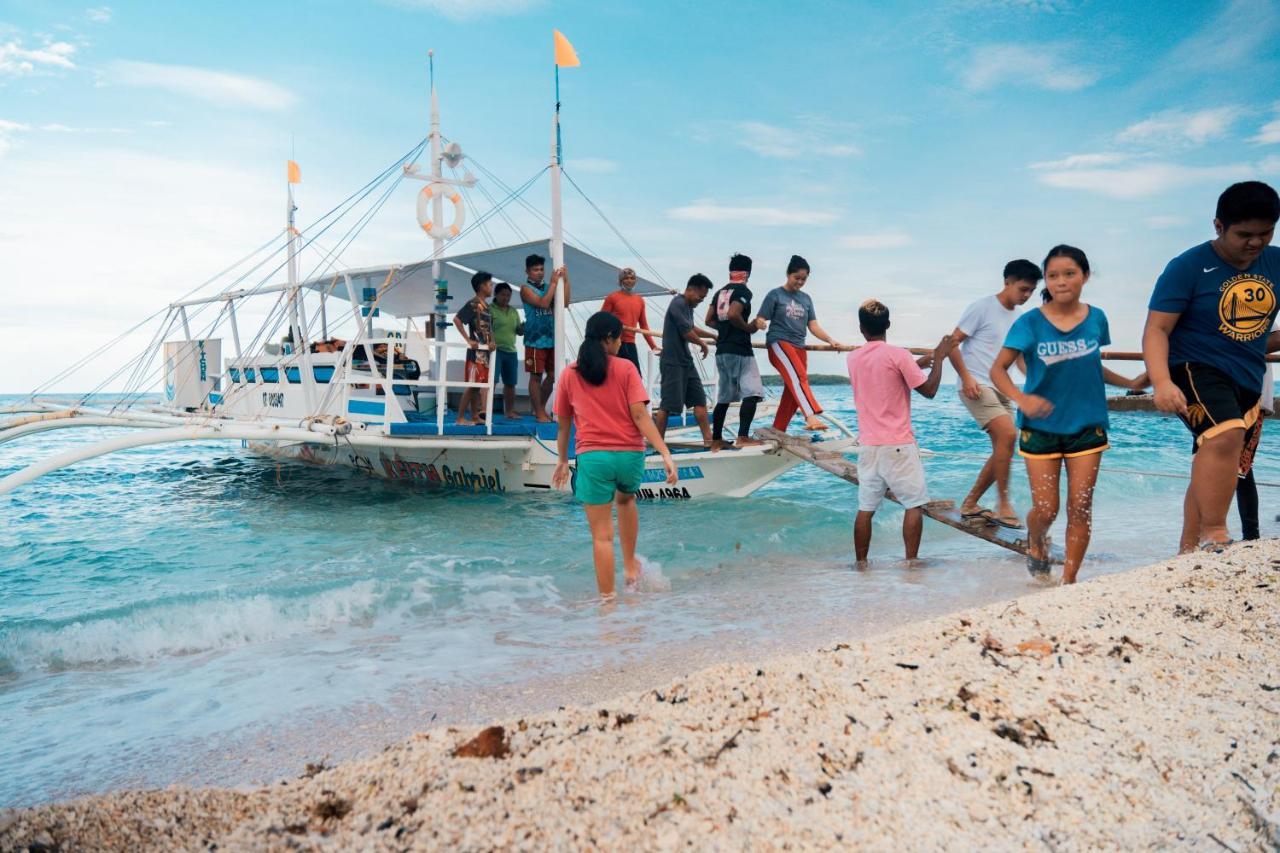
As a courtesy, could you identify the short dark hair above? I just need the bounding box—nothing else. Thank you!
[494,281,512,296]
[687,273,712,291]
[1003,259,1042,284]
[471,271,493,292]
[525,253,546,271]
[729,253,752,273]
[859,299,890,336]
[1216,181,1280,228]
[786,254,810,275]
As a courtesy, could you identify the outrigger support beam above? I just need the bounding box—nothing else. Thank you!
[757,428,1065,564]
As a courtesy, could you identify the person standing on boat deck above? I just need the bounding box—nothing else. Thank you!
[705,253,766,451]
[601,267,660,375]
[756,255,849,432]
[1143,181,1280,553]
[521,253,572,423]
[552,311,678,598]
[846,300,952,566]
[490,282,524,420]
[949,260,1042,529]
[452,271,496,426]
[991,245,1148,585]
[654,274,716,442]
[1236,367,1273,540]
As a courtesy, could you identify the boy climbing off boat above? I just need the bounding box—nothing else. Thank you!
[846,299,952,566]
[654,274,716,442]
[705,253,766,451]
[990,245,1147,584]
[553,312,678,597]
[452,271,495,426]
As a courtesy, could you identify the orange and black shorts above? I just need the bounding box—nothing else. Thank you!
[524,347,553,375]
[1170,362,1261,448]
[1019,426,1109,459]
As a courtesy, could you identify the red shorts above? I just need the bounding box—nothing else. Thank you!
[464,360,490,384]
[524,347,553,375]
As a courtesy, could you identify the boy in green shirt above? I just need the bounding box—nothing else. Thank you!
[491,282,525,419]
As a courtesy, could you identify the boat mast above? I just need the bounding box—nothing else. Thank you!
[550,63,566,379]
[286,161,316,411]
[428,50,447,375]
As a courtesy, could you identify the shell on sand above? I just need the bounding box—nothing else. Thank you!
[3,542,1279,850]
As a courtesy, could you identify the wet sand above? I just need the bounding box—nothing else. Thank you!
[3,542,1278,850]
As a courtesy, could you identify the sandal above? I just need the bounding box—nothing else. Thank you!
[993,514,1025,530]
[960,507,994,522]
[1198,538,1236,554]
[1026,554,1051,579]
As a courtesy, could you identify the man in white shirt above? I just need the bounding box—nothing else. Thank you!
[948,259,1041,528]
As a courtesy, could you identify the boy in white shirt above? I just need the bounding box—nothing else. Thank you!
[948,260,1040,528]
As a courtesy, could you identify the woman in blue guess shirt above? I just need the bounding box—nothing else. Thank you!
[990,245,1147,585]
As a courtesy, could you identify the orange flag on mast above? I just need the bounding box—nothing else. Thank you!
[553,30,580,67]
[287,160,301,184]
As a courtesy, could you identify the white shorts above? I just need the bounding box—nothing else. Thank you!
[857,443,929,512]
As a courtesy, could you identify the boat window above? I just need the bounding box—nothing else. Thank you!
[313,365,335,383]
[229,368,241,383]
[244,368,256,382]
[259,367,280,383]
[285,367,301,383]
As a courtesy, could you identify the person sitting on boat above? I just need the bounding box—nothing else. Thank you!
[602,267,660,374]
[653,274,716,443]
[705,253,765,451]
[846,300,952,567]
[310,338,347,354]
[552,311,677,598]
[453,271,496,426]
[948,260,1041,530]
[491,282,524,420]
[756,255,850,432]
[521,253,571,423]
[991,245,1147,585]
[1143,181,1280,553]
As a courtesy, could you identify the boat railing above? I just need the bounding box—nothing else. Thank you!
[338,335,499,436]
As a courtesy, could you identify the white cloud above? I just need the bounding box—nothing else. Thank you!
[667,201,838,226]
[732,121,860,159]
[0,119,30,156]
[962,43,1098,92]
[1029,152,1128,170]
[1034,161,1257,199]
[382,0,537,20]
[0,39,77,78]
[104,60,296,111]
[839,232,912,250]
[1144,215,1189,229]
[86,6,112,23]
[1253,105,1280,145]
[1117,107,1241,147]
[569,157,617,174]
[1160,0,1280,78]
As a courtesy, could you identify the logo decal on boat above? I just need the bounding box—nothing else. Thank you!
[378,456,507,492]
[642,465,704,482]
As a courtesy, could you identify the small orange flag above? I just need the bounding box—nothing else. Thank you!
[553,30,580,68]
[287,160,301,184]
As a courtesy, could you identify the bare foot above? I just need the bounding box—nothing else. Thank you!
[535,414,554,423]
[734,436,765,447]
[505,412,523,420]
[803,418,829,431]
[456,418,477,426]
[710,439,725,453]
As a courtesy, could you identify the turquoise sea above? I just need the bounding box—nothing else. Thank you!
[2,387,1276,807]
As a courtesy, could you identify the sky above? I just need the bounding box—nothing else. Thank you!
[2,0,1279,391]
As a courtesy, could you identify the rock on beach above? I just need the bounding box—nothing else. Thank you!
[3,542,1279,850]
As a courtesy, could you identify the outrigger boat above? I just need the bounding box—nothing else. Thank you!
[0,52,855,500]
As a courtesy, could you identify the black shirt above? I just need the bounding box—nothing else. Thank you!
[710,283,754,357]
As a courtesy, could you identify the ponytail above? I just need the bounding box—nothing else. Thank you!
[576,311,623,386]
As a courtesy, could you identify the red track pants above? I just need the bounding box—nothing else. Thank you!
[767,340,823,430]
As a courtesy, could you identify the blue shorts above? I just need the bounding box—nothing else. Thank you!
[496,350,519,387]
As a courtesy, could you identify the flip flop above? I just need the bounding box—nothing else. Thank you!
[1199,538,1236,554]
[960,508,995,523]
[1026,554,1052,579]
[993,514,1025,530]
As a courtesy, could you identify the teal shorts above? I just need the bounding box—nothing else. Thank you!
[574,450,645,504]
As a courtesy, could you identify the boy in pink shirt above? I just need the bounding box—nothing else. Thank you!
[845,300,953,565]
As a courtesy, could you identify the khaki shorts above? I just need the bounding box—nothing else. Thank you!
[960,383,1015,429]
[857,443,929,511]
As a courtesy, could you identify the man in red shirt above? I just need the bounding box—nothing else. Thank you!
[601,268,660,374]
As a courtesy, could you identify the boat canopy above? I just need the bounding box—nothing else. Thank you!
[303,239,671,317]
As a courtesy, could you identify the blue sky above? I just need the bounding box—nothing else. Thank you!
[2,0,1279,390]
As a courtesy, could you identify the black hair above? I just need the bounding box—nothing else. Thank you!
[494,281,512,296]
[525,253,546,271]
[471,270,493,292]
[786,254,810,275]
[1216,181,1280,228]
[729,253,753,273]
[858,299,890,336]
[1042,244,1090,277]
[1002,259,1042,284]
[576,311,622,386]
[687,273,712,291]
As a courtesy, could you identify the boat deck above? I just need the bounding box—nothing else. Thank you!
[388,410,706,439]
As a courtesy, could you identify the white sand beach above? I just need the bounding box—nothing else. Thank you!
[4,541,1278,851]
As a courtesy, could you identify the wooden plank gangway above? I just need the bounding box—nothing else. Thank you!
[757,427,1064,563]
